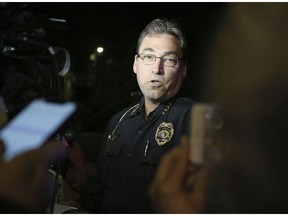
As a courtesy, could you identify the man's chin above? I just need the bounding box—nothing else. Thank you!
[146,94,172,103]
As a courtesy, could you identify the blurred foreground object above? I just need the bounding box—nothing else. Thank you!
[150,3,288,213]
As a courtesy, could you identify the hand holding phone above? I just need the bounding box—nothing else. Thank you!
[0,99,76,161]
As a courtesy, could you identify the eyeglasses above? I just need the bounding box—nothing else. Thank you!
[136,53,183,67]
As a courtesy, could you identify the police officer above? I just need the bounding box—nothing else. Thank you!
[94,18,194,213]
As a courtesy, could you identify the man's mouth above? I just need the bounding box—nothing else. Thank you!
[150,80,162,88]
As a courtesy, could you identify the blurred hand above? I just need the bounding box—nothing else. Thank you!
[149,136,210,213]
[0,140,65,212]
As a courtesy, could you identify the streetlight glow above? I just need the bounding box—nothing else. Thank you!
[97,47,104,53]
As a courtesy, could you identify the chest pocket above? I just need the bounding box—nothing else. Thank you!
[142,120,178,165]
[142,138,176,166]
[104,134,123,158]
[104,104,139,158]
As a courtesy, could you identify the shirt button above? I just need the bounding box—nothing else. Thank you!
[127,154,132,159]
[137,130,141,134]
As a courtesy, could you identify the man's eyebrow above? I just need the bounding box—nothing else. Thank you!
[141,48,155,52]
[163,51,178,56]
[141,49,178,56]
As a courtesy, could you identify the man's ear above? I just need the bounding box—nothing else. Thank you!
[182,65,187,78]
[133,55,138,74]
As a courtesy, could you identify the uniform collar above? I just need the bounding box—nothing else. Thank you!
[153,97,175,118]
[129,95,178,119]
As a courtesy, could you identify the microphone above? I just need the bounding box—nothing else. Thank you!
[131,91,142,97]
[55,129,76,150]
[50,129,77,176]
[63,129,77,147]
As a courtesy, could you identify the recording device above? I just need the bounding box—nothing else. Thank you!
[0,99,76,161]
[57,129,77,148]
[0,4,74,212]
[189,103,222,165]
[0,3,71,120]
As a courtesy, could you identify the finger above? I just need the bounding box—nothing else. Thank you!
[153,145,183,185]
[152,136,189,188]
[150,145,181,199]
[180,135,189,158]
[149,137,191,213]
[38,140,66,166]
[164,136,190,187]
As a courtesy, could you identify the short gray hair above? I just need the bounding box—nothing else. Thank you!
[136,18,187,58]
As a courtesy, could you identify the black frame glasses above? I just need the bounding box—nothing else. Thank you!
[136,53,183,67]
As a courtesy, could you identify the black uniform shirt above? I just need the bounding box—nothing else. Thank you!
[96,95,194,213]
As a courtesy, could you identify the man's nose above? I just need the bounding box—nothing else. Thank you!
[152,58,164,74]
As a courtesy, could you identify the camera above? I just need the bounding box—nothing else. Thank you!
[0,3,71,120]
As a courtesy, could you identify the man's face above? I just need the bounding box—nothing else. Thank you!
[133,34,187,103]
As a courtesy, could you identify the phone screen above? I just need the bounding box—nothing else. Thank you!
[0,99,76,161]
[190,103,222,165]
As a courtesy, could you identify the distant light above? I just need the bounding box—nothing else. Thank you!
[90,53,97,61]
[97,47,104,53]
[49,18,67,23]
[3,46,15,52]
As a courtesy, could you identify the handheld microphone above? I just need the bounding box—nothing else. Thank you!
[63,129,77,147]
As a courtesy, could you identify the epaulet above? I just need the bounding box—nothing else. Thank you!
[130,103,140,116]
[117,102,139,116]
[108,103,140,140]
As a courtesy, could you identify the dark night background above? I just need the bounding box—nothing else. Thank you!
[0,2,225,134]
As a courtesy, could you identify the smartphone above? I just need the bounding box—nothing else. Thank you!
[189,103,222,165]
[0,99,76,161]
